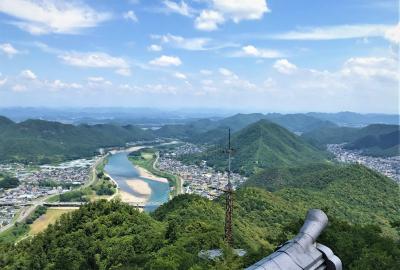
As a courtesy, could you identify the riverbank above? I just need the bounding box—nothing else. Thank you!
[128,149,182,197]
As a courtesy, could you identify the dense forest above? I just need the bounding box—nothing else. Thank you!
[1,183,399,269]
[180,120,328,175]
[0,117,154,164]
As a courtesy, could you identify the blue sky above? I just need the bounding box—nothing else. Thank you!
[0,0,398,113]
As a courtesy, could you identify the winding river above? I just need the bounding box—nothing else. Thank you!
[104,151,169,211]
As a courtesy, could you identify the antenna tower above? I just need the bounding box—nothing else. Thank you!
[224,128,234,246]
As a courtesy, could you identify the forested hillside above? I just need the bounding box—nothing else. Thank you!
[302,124,400,156]
[155,113,337,143]
[1,185,399,269]
[182,120,328,175]
[0,117,154,164]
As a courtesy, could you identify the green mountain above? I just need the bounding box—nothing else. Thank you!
[2,174,399,269]
[246,164,400,232]
[307,112,400,126]
[302,124,400,156]
[155,113,337,143]
[0,117,155,164]
[184,120,328,175]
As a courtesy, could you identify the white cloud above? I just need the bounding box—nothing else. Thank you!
[163,0,193,17]
[174,72,187,79]
[384,24,400,44]
[219,67,234,77]
[123,10,138,22]
[46,79,82,90]
[195,10,224,31]
[87,76,112,87]
[271,24,400,44]
[149,55,182,66]
[212,0,269,23]
[341,57,398,80]
[234,45,283,58]
[0,43,19,57]
[148,44,162,51]
[59,51,131,76]
[0,0,111,35]
[155,33,210,50]
[12,84,27,92]
[273,59,297,74]
[195,0,269,31]
[20,69,37,80]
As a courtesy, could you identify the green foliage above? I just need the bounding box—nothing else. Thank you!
[59,190,89,202]
[183,120,328,176]
[0,117,155,164]
[0,174,20,189]
[247,163,400,237]
[302,124,400,156]
[25,206,48,224]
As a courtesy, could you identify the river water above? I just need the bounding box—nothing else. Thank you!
[104,151,169,211]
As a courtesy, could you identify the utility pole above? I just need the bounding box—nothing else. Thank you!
[224,128,234,246]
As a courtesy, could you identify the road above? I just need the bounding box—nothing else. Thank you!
[153,151,183,195]
[0,155,105,234]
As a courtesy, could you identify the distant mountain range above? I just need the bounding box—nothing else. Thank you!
[307,112,399,127]
[0,117,154,164]
[155,113,337,142]
[181,120,328,175]
[302,124,400,156]
[0,111,398,164]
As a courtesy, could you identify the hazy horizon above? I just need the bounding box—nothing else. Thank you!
[0,0,399,113]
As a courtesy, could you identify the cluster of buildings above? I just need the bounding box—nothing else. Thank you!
[0,158,97,229]
[158,143,247,199]
[327,144,400,183]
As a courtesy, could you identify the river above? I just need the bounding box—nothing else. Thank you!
[104,151,169,212]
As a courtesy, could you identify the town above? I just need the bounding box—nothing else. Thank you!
[327,144,400,183]
[157,143,247,199]
[0,158,97,230]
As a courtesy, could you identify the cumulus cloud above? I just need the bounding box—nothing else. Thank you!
[195,10,224,31]
[219,67,235,77]
[0,0,111,35]
[46,79,82,90]
[123,10,138,22]
[20,69,37,80]
[149,55,182,66]
[148,44,162,51]
[0,43,19,57]
[273,59,297,74]
[154,33,210,50]
[233,45,283,58]
[341,57,398,80]
[212,0,269,22]
[195,0,269,31]
[59,51,131,76]
[174,72,187,79]
[163,0,193,17]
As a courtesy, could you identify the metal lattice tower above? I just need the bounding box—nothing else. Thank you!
[224,128,234,246]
